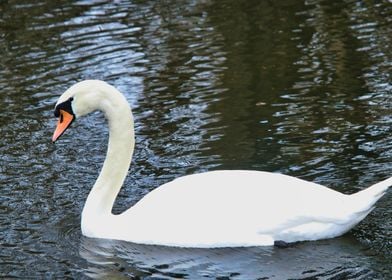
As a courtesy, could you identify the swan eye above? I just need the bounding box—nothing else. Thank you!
[54,97,74,118]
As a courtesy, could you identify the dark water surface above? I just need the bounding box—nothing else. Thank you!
[1,0,391,278]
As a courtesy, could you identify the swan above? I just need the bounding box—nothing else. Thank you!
[52,80,391,248]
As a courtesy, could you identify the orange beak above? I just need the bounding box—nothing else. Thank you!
[52,109,74,142]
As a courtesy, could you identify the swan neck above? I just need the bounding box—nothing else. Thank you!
[82,86,134,223]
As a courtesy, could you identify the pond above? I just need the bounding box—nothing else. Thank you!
[0,0,391,278]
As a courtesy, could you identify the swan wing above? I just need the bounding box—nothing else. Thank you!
[120,171,350,246]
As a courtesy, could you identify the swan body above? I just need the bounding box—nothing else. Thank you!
[53,80,391,248]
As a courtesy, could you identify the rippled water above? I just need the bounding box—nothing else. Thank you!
[0,0,391,278]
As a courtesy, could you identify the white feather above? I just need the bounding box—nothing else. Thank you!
[55,80,391,248]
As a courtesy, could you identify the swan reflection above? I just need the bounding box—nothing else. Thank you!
[79,235,380,279]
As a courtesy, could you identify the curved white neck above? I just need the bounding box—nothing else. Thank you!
[81,85,134,229]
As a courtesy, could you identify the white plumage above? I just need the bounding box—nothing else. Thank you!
[53,80,391,248]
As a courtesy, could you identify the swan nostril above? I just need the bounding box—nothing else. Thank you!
[60,113,64,123]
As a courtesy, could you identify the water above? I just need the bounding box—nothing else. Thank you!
[0,0,391,278]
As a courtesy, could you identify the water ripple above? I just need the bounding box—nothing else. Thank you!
[0,0,391,278]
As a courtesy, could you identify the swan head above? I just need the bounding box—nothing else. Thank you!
[52,80,111,142]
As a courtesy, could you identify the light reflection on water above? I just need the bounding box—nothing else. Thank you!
[79,236,383,279]
[0,0,391,278]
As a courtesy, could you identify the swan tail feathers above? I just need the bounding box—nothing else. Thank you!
[349,177,391,214]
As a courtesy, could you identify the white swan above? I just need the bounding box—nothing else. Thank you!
[52,80,391,248]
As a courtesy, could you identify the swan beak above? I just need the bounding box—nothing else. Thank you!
[52,110,74,142]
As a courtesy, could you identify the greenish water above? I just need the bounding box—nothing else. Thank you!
[0,0,391,278]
